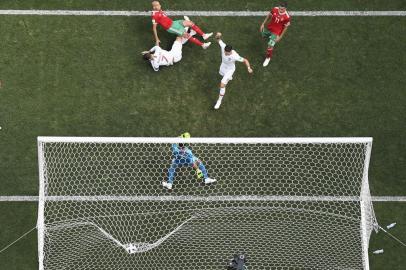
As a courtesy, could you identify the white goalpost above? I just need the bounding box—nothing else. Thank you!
[37,137,377,270]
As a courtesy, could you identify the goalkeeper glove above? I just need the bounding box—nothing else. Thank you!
[196,168,203,179]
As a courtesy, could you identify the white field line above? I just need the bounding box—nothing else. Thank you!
[0,196,39,202]
[0,196,405,202]
[0,10,405,17]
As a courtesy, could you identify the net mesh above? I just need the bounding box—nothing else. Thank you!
[38,138,376,270]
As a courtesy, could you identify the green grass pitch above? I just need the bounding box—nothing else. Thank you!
[0,1,405,269]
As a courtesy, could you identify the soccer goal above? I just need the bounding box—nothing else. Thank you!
[37,137,377,270]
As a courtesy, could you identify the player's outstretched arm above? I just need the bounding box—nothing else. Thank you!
[260,12,271,32]
[192,160,200,170]
[142,45,159,56]
[215,32,226,49]
[215,32,222,42]
[193,160,204,179]
[152,23,160,45]
[243,58,253,74]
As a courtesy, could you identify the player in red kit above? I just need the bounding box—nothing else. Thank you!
[260,2,291,67]
[151,1,213,49]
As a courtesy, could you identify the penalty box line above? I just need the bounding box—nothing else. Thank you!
[0,195,406,202]
[0,10,405,16]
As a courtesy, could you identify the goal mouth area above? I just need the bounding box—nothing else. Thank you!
[37,137,375,270]
[42,201,367,269]
[43,198,366,252]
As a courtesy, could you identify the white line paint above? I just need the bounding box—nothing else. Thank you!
[372,196,406,202]
[0,196,405,202]
[0,10,405,17]
[0,196,39,201]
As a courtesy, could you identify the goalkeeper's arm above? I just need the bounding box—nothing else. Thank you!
[171,144,180,155]
[192,160,204,179]
[192,159,201,169]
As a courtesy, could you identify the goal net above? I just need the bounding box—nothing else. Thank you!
[37,137,377,270]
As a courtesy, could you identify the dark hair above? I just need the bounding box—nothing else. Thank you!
[280,1,288,8]
[225,45,233,52]
[143,53,152,61]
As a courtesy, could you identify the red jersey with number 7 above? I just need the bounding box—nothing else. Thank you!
[151,10,173,30]
[267,7,291,36]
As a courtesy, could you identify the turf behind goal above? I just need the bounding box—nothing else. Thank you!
[37,137,377,270]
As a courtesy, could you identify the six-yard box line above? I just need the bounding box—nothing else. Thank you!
[0,10,405,16]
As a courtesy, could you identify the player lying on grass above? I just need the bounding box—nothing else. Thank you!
[151,1,212,49]
[142,35,194,71]
[260,1,291,67]
[162,133,216,190]
[213,32,253,110]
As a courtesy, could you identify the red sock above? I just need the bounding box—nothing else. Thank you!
[191,24,205,36]
[189,37,204,46]
[266,48,273,59]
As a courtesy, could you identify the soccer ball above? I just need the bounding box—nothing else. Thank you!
[180,132,191,138]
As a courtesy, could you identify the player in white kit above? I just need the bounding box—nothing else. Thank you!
[214,32,253,110]
[142,35,191,71]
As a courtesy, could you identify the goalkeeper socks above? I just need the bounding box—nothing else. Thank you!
[191,24,205,36]
[266,48,274,59]
[188,37,204,46]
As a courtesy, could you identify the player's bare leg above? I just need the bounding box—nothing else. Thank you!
[214,82,227,110]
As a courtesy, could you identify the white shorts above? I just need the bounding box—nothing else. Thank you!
[170,40,183,63]
[219,69,235,85]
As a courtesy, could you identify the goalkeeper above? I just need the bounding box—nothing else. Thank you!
[163,133,216,190]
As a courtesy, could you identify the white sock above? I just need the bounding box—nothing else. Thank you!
[218,88,226,101]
